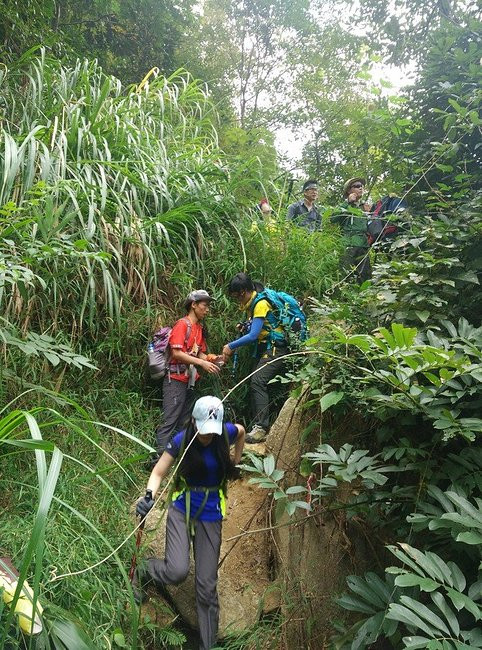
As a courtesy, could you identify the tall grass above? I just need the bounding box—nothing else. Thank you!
[0,391,157,649]
[0,52,246,343]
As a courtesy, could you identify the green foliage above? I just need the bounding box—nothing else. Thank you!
[241,218,341,297]
[0,0,195,84]
[0,52,245,348]
[239,452,310,517]
[0,391,156,648]
[0,324,96,370]
[365,206,482,328]
[335,537,482,649]
[305,443,396,492]
[1,3,481,647]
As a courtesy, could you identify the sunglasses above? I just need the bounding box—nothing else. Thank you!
[351,183,364,189]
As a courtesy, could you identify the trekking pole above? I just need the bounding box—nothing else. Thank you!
[128,518,145,582]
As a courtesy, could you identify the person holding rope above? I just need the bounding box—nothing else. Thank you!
[135,395,245,650]
[154,290,221,459]
[222,273,293,444]
[331,177,372,284]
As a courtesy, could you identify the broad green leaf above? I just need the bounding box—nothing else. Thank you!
[386,603,436,636]
[402,636,434,649]
[49,618,96,650]
[456,531,482,545]
[446,588,481,620]
[415,310,430,323]
[285,486,306,495]
[335,593,377,615]
[347,575,386,609]
[431,592,460,637]
[364,572,392,603]
[263,455,275,477]
[113,630,127,647]
[400,595,450,635]
[319,391,344,412]
[395,574,439,592]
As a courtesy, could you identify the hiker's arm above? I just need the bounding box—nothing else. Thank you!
[146,452,176,496]
[171,348,219,373]
[223,317,264,356]
[232,425,245,465]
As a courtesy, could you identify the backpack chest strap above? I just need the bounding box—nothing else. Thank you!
[171,483,227,536]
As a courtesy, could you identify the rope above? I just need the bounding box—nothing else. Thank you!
[49,110,475,582]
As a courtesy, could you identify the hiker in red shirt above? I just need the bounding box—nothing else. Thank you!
[155,290,220,456]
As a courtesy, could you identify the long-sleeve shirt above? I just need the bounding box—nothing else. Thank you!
[287,200,322,232]
[330,201,369,248]
[227,291,284,352]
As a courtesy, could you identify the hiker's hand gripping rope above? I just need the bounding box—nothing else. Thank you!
[136,489,155,519]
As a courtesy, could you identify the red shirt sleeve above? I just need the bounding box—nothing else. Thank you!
[169,319,189,349]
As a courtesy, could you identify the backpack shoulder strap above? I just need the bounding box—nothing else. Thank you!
[249,290,267,315]
[181,316,193,348]
[372,199,384,217]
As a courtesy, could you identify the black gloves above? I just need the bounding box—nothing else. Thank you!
[136,489,154,519]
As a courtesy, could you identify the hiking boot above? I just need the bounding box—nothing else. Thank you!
[245,425,267,444]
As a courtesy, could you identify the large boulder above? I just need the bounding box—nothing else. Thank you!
[267,389,381,648]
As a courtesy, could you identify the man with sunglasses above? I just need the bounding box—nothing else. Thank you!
[287,179,322,232]
[330,177,372,284]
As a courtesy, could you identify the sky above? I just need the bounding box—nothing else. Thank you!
[275,61,416,163]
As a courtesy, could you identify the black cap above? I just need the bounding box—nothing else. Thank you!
[303,180,318,192]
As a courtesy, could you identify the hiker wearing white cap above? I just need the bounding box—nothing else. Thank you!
[154,290,221,457]
[136,396,245,650]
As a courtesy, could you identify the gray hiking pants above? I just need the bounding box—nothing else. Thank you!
[155,376,196,452]
[146,505,222,650]
[251,346,287,429]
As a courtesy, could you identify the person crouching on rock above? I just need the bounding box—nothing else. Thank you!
[135,395,245,650]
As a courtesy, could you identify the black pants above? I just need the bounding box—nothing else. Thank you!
[342,246,372,284]
[251,347,287,429]
[155,376,195,452]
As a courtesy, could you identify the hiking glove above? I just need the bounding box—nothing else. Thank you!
[136,490,154,519]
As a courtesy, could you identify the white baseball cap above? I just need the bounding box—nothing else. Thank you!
[192,396,224,435]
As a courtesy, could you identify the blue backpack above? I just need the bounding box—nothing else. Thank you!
[250,288,308,348]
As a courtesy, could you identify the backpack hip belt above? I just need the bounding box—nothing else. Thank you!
[171,482,227,537]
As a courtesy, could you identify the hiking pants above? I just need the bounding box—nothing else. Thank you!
[251,347,287,430]
[342,246,372,284]
[146,505,222,650]
[155,377,195,452]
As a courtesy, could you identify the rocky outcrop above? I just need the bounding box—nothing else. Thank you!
[267,390,381,649]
